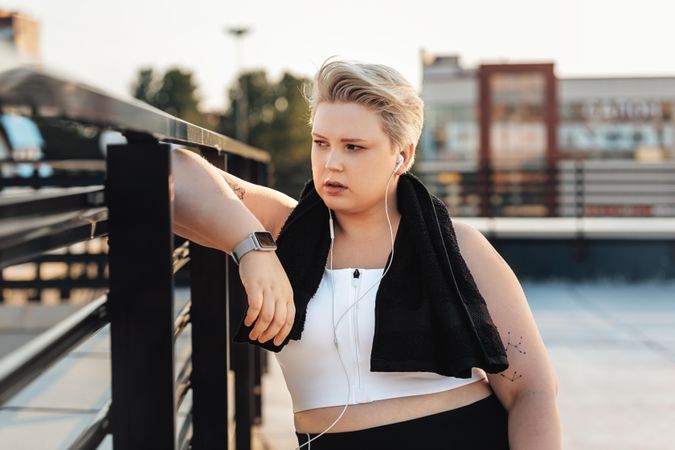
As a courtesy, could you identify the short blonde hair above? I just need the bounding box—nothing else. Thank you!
[305,57,424,172]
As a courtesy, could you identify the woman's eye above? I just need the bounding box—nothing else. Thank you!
[312,140,363,151]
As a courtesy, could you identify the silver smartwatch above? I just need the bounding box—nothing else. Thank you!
[231,231,277,265]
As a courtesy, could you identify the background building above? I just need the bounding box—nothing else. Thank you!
[0,10,40,63]
[418,51,675,217]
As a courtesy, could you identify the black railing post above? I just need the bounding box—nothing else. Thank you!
[227,155,255,450]
[573,157,587,260]
[190,149,231,450]
[106,140,176,450]
[253,347,263,425]
[480,160,494,218]
[545,155,558,217]
[230,263,255,450]
[574,157,585,220]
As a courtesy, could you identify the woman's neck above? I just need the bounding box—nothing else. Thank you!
[332,209,401,243]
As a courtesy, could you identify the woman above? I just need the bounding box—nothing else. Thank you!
[172,59,561,449]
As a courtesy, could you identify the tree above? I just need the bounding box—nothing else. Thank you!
[220,70,313,197]
[131,65,312,197]
[131,67,206,127]
[132,68,156,105]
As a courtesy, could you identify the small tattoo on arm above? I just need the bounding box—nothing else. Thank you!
[506,331,527,355]
[224,175,246,200]
[499,330,526,382]
[499,370,523,382]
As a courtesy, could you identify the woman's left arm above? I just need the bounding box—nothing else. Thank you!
[453,221,562,450]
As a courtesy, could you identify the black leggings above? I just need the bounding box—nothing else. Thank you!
[295,392,509,450]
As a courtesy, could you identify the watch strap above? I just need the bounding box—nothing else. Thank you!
[232,232,276,265]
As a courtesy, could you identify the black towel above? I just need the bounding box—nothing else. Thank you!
[234,171,509,378]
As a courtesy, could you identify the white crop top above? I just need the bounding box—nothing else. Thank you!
[274,267,487,413]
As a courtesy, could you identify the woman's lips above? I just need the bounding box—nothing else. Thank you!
[324,184,348,195]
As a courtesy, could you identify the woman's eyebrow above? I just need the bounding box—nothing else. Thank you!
[311,132,367,143]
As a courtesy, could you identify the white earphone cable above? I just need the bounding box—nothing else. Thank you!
[294,158,401,450]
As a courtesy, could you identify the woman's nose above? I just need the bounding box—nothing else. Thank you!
[324,150,343,171]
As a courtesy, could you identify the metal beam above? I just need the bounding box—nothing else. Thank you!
[107,141,176,449]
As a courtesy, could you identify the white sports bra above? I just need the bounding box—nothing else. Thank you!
[274,267,487,413]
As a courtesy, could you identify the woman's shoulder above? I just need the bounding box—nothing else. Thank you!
[451,219,512,280]
[450,219,484,248]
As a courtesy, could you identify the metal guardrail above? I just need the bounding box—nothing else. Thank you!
[415,157,675,218]
[0,66,269,162]
[0,160,106,189]
[0,64,269,450]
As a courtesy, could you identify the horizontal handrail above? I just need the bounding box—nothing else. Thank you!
[0,159,106,170]
[67,399,111,450]
[0,294,108,405]
[460,216,675,239]
[0,66,269,162]
[0,186,104,219]
[0,205,108,268]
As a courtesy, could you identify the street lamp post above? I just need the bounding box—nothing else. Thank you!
[226,26,251,143]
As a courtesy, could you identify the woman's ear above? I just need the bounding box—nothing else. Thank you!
[401,143,415,172]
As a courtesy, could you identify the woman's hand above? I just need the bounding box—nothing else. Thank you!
[237,251,295,347]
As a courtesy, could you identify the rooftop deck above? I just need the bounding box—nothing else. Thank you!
[4,280,672,449]
[259,280,675,450]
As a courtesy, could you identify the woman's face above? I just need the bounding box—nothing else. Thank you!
[310,101,400,215]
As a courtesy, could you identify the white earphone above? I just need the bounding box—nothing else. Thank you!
[296,154,404,449]
[394,154,404,173]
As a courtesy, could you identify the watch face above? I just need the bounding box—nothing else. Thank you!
[254,231,276,248]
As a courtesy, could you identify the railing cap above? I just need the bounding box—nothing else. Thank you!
[0,65,270,163]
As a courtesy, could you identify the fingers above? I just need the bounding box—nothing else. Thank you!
[238,252,295,346]
[244,287,263,327]
[258,297,287,343]
[274,301,295,346]
[248,287,275,341]
[246,286,295,345]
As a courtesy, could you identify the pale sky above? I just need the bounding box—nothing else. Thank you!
[3,0,675,111]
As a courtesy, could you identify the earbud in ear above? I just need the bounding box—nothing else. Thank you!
[393,154,404,173]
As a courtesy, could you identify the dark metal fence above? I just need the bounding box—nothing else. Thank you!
[0,65,270,449]
[416,157,675,218]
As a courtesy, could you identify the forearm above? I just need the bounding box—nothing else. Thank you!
[508,391,561,450]
[174,222,221,250]
[172,149,264,254]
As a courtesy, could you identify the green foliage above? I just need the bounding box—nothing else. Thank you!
[131,66,313,198]
[131,67,206,127]
[132,68,155,105]
[220,70,313,198]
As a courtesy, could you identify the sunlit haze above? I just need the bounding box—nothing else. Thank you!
[3,0,675,110]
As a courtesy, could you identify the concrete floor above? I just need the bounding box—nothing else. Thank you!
[1,280,674,449]
[258,280,675,450]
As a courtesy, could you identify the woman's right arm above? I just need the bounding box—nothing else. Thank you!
[171,148,296,346]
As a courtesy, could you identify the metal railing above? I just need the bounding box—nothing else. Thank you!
[0,64,270,449]
[415,156,675,218]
